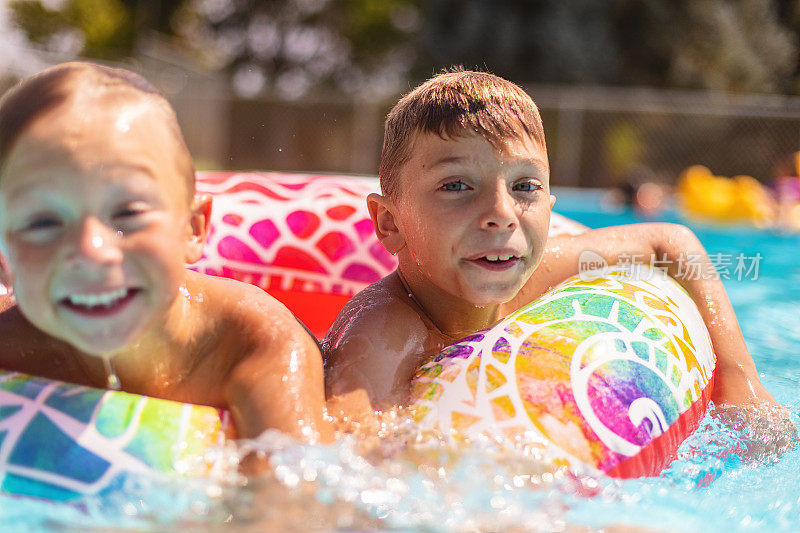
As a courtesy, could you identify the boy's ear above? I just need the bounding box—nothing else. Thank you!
[184,193,212,264]
[550,194,556,208]
[367,193,405,254]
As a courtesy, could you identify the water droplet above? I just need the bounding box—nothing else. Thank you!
[288,349,300,372]
[103,357,121,390]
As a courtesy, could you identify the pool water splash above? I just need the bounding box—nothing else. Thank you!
[1,399,797,531]
[221,411,608,532]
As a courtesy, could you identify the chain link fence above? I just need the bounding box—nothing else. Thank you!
[170,78,800,188]
[7,61,800,188]
[532,85,800,188]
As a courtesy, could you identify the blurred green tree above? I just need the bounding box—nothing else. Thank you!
[7,0,800,95]
[613,0,798,93]
[414,0,798,94]
[413,0,619,85]
[172,0,420,97]
[10,0,133,58]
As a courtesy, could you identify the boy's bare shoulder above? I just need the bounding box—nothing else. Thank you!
[182,271,317,388]
[186,270,306,347]
[325,274,431,363]
[323,273,442,412]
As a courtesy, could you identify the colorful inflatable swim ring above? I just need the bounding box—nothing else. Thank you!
[409,265,716,478]
[0,371,232,501]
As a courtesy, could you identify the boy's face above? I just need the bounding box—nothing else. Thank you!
[0,93,199,356]
[390,130,554,307]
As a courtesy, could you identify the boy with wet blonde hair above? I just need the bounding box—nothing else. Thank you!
[0,62,330,441]
[325,70,781,422]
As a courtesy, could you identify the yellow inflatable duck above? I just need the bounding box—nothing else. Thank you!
[677,165,776,227]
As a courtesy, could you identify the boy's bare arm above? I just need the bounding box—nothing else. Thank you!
[515,222,777,409]
[223,292,332,442]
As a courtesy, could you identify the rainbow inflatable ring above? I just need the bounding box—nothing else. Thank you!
[0,172,715,501]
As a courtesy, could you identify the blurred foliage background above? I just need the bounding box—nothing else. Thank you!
[4,0,800,186]
[7,0,800,96]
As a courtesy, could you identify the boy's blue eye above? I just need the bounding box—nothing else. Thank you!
[513,181,542,192]
[441,181,468,192]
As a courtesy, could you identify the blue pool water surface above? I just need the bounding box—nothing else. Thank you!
[2,189,800,532]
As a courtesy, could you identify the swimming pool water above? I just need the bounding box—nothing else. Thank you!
[2,189,799,532]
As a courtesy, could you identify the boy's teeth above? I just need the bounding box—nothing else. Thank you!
[67,288,129,307]
[485,254,514,262]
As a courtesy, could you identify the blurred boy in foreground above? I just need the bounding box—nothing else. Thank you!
[0,62,330,442]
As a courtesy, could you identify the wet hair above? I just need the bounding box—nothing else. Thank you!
[379,69,546,197]
[0,62,195,196]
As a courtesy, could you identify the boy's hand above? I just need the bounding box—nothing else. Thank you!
[714,403,798,462]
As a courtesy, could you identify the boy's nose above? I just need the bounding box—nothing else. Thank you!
[67,217,123,266]
[480,187,517,230]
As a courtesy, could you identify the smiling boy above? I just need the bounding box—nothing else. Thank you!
[324,70,780,421]
[0,62,330,441]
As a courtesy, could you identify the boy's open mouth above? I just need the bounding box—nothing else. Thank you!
[60,288,141,316]
[469,254,522,271]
